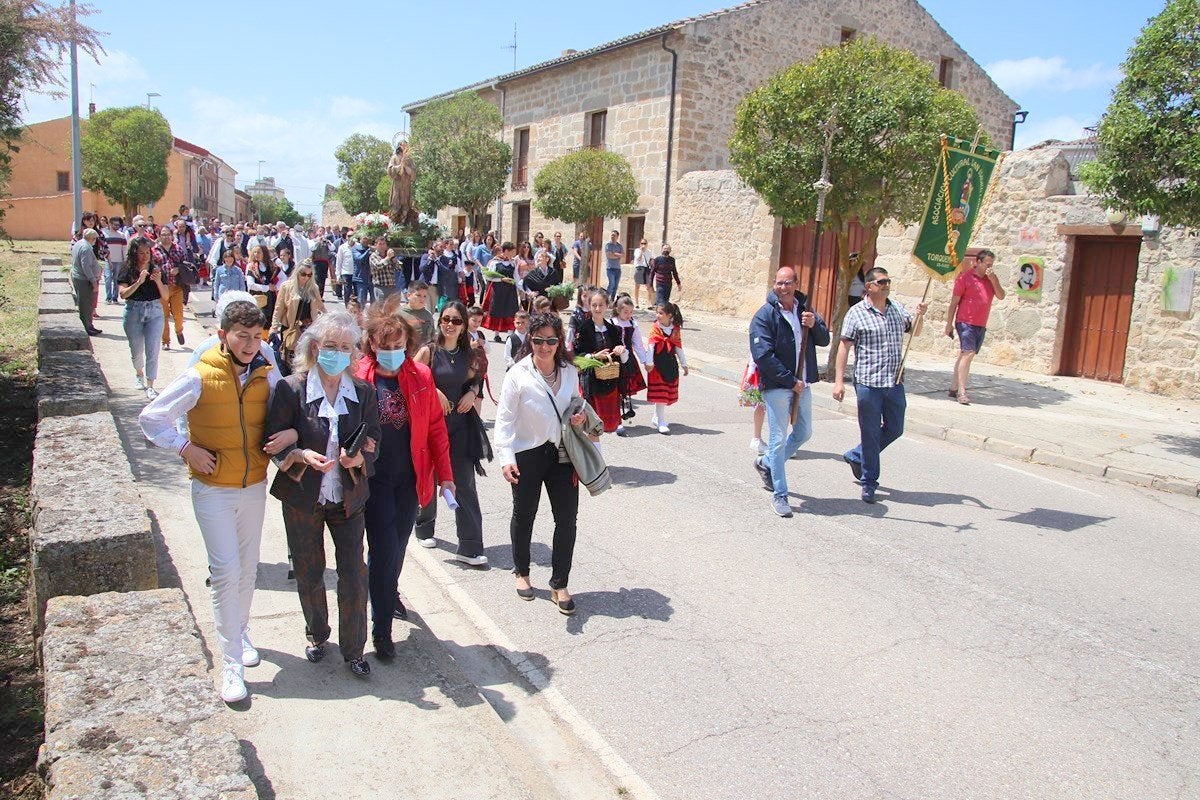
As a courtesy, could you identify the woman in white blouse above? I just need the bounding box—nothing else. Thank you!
[494,312,587,614]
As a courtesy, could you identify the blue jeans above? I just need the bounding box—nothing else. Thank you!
[761,386,813,499]
[364,473,418,641]
[606,267,621,301]
[122,299,164,381]
[844,384,906,491]
[655,283,673,305]
[104,261,122,302]
[354,277,374,306]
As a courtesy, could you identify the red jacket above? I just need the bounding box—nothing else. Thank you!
[355,355,452,506]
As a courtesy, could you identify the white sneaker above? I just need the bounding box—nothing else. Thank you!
[657,421,670,434]
[220,664,247,703]
[145,387,159,400]
[454,553,489,567]
[134,374,146,390]
[241,633,260,667]
[750,437,766,454]
[417,536,437,548]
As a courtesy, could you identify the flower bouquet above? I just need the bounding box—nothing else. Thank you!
[354,212,391,240]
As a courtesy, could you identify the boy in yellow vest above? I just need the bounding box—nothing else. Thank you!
[140,300,293,703]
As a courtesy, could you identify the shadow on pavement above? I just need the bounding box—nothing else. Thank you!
[239,739,276,800]
[663,423,722,436]
[609,465,677,487]
[899,367,1072,409]
[876,488,992,509]
[1155,433,1200,459]
[563,586,674,635]
[1001,508,1113,532]
[482,540,550,572]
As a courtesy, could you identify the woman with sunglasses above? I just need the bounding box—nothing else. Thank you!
[411,300,488,565]
[494,312,588,614]
[272,258,326,371]
[357,294,454,656]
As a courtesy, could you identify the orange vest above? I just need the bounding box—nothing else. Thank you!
[186,346,272,488]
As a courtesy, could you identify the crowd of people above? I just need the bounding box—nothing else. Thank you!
[75,201,954,702]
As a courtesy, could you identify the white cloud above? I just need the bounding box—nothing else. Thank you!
[985,56,1121,95]
[21,49,150,124]
[179,89,398,215]
[1014,114,1093,149]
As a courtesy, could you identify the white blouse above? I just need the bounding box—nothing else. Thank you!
[494,356,580,466]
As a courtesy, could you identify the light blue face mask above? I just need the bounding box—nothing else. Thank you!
[317,348,351,376]
[376,348,406,371]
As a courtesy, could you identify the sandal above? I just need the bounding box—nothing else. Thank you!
[956,390,971,405]
[550,589,577,616]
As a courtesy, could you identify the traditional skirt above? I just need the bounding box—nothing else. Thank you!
[620,359,647,396]
[480,282,517,332]
[646,370,679,405]
[589,387,622,432]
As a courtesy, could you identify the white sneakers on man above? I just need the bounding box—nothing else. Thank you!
[241,632,260,667]
[454,553,489,567]
[221,664,248,703]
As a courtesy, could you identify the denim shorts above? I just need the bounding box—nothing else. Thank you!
[955,321,987,352]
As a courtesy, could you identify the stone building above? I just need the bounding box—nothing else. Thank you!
[4,114,239,238]
[403,0,1017,307]
[879,144,1200,400]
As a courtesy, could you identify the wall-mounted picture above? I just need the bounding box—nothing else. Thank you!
[1015,255,1043,300]
[1162,266,1195,313]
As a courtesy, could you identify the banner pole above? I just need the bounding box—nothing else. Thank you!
[895,276,932,384]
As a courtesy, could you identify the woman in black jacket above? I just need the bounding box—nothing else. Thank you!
[266,310,381,677]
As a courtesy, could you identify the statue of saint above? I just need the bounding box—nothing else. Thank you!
[387,141,418,228]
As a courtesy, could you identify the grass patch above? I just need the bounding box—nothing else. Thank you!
[0,240,60,799]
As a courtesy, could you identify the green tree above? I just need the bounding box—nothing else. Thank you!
[410,92,511,229]
[80,106,173,219]
[0,0,102,238]
[729,36,982,371]
[251,194,303,227]
[375,172,389,212]
[1079,0,1200,228]
[533,148,638,228]
[334,133,391,214]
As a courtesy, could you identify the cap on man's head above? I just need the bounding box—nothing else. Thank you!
[276,221,288,229]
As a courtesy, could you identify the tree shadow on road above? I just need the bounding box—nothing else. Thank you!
[1155,433,1200,459]
[900,366,1072,409]
[561,586,674,635]
[609,465,677,487]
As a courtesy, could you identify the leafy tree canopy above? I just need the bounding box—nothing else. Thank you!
[410,92,511,226]
[533,148,638,225]
[334,132,391,215]
[80,106,172,218]
[1079,0,1200,227]
[251,194,304,227]
[0,0,103,237]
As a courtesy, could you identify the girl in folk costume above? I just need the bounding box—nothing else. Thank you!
[645,301,688,434]
[467,305,489,414]
[611,295,647,437]
[572,289,627,434]
[480,241,520,340]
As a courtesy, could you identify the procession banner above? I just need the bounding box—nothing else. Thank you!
[910,135,1003,281]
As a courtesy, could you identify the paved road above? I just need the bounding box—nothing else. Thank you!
[192,292,1200,799]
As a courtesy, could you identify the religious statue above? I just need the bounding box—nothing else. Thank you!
[387,139,418,228]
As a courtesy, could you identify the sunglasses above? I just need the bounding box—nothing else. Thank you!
[298,271,313,276]
[871,278,892,286]
[440,316,464,325]
[530,336,560,347]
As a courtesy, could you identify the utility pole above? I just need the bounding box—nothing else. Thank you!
[503,24,517,71]
[69,0,83,229]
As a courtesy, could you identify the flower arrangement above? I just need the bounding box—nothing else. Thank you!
[353,212,391,239]
[738,386,763,407]
[544,282,575,300]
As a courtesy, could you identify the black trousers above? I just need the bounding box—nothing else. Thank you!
[364,472,418,641]
[313,260,329,296]
[281,501,368,661]
[415,424,484,557]
[510,442,579,589]
[72,277,95,331]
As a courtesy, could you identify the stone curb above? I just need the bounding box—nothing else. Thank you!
[691,361,1200,498]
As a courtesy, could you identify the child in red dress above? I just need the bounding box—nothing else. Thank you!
[645,301,688,434]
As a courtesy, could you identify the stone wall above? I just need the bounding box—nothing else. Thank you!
[668,170,779,317]
[874,145,1200,399]
[673,0,1019,176]
[322,198,354,230]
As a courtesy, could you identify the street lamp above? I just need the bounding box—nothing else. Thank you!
[1010,110,1029,151]
[257,160,266,181]
[146,92,161,109]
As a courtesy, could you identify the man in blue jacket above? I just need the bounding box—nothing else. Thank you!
[749,266,830,518]
[352,235,374,306]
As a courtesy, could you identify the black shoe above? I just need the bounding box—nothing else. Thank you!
[287,568,294,580]
[177,331,185,345]
[516,585,535,601]
[622,407,636,420]
[305,642,326,663]
[843,454,863,483]
[754,458,773,491]
[861,487,877,504]
[348,658,371,677]
[392,594,408,620]
[373,636,395,659]
[87,327,102,335]
[550,589,576,616]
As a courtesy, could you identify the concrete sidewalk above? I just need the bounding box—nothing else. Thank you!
[84,298,642,800]
[677,308,1200,497]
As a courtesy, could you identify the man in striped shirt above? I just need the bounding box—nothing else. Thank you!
[832,266,927,503]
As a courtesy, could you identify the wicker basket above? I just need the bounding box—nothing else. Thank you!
[593,358,620,380]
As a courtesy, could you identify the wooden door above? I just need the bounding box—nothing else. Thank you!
[515,203,530,247]
[1060,237,1140,382]
[777,219,876,323]
[588,217,605,286]
[625,216,645,263]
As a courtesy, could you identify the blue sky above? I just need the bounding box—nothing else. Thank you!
[22,0,1165,217]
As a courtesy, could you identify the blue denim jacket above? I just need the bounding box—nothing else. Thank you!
[749,291,830,390]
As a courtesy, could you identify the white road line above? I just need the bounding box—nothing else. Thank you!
[993,462,1103,498]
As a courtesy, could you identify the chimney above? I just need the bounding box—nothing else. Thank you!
[88,102,96,117]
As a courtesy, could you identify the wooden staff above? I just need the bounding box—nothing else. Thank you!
[895,276,932,384]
